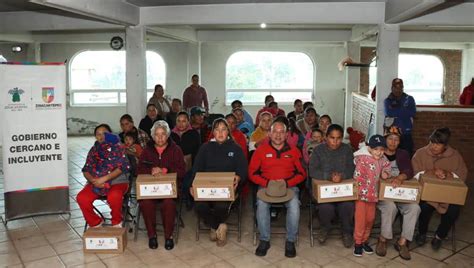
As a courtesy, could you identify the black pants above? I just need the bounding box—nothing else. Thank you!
[418,202,460,239]
[195,201,232,229]
[318,201,354,235]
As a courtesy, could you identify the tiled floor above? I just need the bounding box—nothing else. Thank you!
[0,136,473,267]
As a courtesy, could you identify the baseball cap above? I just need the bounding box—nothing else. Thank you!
[368,134,386,148]
[392,78,404,86]
[190,106,205,116]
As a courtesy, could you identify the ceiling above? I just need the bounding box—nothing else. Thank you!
[126,0,385,7]
[0,0,51,12]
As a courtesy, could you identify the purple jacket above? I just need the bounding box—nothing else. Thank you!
[393,148,414,179]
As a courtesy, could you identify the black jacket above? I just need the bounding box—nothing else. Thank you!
[139,116,162,137]
[170,129,201,162]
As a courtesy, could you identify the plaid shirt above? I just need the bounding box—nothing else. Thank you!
[137,128,150,148]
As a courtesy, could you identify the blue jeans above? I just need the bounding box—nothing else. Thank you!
[256,187,300,242]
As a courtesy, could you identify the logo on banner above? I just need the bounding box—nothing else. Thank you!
[35,86,62,110]
[42,87,54,103]
[4,87,28,111]
[8,87,24,102]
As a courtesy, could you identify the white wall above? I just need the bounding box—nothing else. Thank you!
[38,40,350,134]
[200,42,347,125]
[40,42,190,134]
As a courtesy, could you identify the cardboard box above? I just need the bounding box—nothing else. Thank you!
[83,227,127,254]
[192,172,235,201]
[379,179,421,204]
[136,173,177,200]
[312,179,358,203]
[421,174,468,205]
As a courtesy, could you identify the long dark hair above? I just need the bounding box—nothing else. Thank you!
[211,118,234,142]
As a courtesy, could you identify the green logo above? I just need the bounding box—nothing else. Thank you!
[8,87,24,102]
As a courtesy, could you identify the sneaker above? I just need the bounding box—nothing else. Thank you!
[342,233,353,248]
[317,229,329,244]
[375,239,387,256]
[209,228,217,241]
[394,242,411,260]
[216,223,228,247]
[415,233,426,246]
[431,236,442,250]
[362,242,374,254]
[255,240,271,256]
[353,244,363,257]
[285,241,296,258]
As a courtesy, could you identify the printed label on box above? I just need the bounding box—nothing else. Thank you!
[383,186,418,201]
[139,183,173,197]
[85,237,119,250]
[320,183,354,199]
[196,187,230,199]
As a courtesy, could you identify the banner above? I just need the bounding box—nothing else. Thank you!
[0,63,69,221]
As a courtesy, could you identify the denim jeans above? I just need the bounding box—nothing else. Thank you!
[256,187,300,242]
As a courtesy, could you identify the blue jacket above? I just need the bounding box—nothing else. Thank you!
[243,109,254,127]
[237,121,255,137]
[384,93,416,134]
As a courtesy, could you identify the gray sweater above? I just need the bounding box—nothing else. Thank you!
[309,143,355,180]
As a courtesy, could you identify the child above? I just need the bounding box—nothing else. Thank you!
[303,128,324,164]
[124,132,143,177]
[353,134,391,257]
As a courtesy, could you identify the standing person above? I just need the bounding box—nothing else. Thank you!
[231,100,254,127]
[119,114,149,149]
[148,84,171,119]
[459,77,474,105]
[296,107,319,135]
[77,124,131,228]
[249,120,306,258]
[139,104,162,137]
[413,128,467,250]
[233,107,254,138]
[309,124,355,248]
[384,78,416,156]
[166,98,182,130]
[353,135,391,257]
[250,112,273,151]
[190,106,210,144]
[137,121,185,250]
[183,74,209,113]
[376,127,420,260]
[190,119,248,247]
[287,99,304,121]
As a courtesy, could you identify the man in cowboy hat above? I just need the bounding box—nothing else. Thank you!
[249,120,306,258]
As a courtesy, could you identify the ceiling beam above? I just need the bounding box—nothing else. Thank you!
[196,29,351,42]
[401,2,474,26]
[385,0,447,24]
[0,11,121,32]
[0,33,34,43]
[29,0,139,26]
[146,26,197,43]
[140,2,385,25]
[351,25,378,42]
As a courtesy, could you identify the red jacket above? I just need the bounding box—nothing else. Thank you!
[249,141,306,187]
[459,84,474,105]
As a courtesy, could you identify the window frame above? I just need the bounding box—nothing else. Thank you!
[69,50,166,107]
[224,50,316,106]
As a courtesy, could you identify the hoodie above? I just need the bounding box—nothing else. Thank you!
[353,146,391,202]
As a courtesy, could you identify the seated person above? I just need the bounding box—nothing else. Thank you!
[190,106,210,144]
[249,120,306,258]
[137,121,185,250]
[250,112,273,151]
[255,95,285,126]
[233,107,254,138]
[296,107,319,135]
[309,124,355,248]
[287,99,304,121]
[166,98,182,130]
[231,100,254,127]
[119,114,149,149]
[190,118,248,247]
[139,104,162,137]
[413,128,467,250]
[77,124,130,228]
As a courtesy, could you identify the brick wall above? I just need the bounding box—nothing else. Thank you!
[360,47,462,105]
[351,93,474,179]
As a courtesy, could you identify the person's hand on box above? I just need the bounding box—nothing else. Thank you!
[331,172,342,183]
[391,176,402,188]
[152,167,168,176]
[434,168,447,180]
[233,175,240,190]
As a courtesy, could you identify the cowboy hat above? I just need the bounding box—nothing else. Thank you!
[257,180,294,203]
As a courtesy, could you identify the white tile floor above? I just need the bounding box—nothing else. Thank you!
[0,136,472,267]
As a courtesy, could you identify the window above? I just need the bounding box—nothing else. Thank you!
[70,50,165,106]
[225,51,314,105]
[369,54,444,104]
